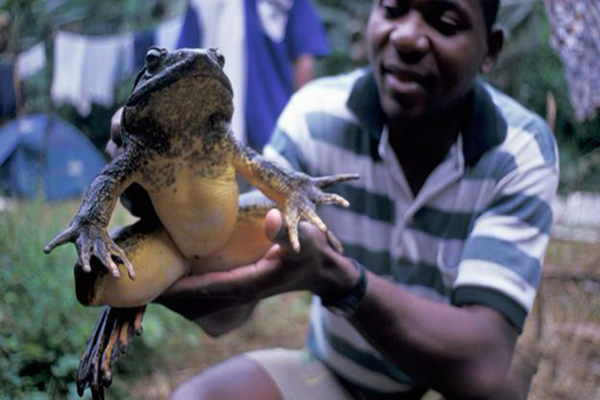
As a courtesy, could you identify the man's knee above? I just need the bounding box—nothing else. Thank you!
[170,355,281,400]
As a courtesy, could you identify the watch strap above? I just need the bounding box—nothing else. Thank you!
[320,259,368,317]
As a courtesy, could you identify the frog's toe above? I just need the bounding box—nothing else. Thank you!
[312,173,359,188]
[94,240,121,279]
[326,230,344,253]
[315,193,350,208]
[304,211,327,234]
[283,210,301,252]
[106,240,136,280]
[77,306,146,398]
[44,226,76,254]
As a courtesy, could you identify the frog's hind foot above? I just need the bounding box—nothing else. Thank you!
[77,306,146,399]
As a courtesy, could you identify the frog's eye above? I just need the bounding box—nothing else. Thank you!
[145,48,163,72]
[209,48,225,68]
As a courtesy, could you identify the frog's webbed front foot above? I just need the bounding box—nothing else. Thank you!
[283,172,359,253]
[45,222,135,280]
[77,306,146,399]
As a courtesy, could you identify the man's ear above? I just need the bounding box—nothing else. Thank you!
[480,27,504,74]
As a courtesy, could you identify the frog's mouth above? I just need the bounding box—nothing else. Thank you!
[126,53,233,108]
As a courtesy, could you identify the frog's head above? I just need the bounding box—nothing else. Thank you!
[122,47,234,153]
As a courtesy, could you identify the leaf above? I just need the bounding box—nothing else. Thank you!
[51,354,80,378]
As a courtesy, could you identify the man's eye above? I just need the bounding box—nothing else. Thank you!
[431,13,462,35]
[379,0,407,18]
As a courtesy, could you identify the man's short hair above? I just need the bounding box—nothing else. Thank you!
[482,0,500,32]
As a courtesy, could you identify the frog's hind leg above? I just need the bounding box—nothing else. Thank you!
[75,217,189,308]
[74,218,188,398]
[77,306,146,399]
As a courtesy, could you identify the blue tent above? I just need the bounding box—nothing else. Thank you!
[0,114,106,200]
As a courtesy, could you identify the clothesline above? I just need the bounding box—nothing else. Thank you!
[0,2,201,120]
[50,4,201,117]
[2,0,599,123]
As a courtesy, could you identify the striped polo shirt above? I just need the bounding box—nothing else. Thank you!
[263,69,559,395]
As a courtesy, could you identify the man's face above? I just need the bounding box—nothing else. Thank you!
[367,0,497,122]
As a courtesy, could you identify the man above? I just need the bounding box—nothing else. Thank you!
[158,0,558,398]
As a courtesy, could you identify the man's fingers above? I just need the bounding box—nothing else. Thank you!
[164,256,283,300]
[264,209,285,242]
[165,266,257,297]
[265,209,298,252]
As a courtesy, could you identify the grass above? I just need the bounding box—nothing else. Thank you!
[1,200,599,399]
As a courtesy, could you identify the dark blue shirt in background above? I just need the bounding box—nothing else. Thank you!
[244,0,329,151]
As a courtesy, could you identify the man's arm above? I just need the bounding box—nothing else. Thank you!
[155,209,518,399]
[293,54,316,90]
[348,273,518,399]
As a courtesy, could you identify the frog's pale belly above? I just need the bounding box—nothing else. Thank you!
[149,173,240,260]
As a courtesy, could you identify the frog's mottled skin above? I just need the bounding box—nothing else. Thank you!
[45,47,357,397]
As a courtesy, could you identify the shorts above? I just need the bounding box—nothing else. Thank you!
[245,348,440,400]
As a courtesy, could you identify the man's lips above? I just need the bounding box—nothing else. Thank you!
[381,66,429,97]
[383,66,427,84]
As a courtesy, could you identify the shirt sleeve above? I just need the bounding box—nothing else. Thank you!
[452,128,559,333]
[285,0,330,60]
[263,84,319,175]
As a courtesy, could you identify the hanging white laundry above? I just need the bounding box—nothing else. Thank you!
[82,34,133,109]
[51,31,133,116]
[17,42,46,80]
[156,16,184,51]
[51,31,90,115]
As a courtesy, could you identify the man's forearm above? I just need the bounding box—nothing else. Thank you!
[293,54,315,90]
[348,273,518,399]
[156,295,258,337]
[154,295,250,321]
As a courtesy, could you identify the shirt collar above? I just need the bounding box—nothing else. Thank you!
[346,69,507,166]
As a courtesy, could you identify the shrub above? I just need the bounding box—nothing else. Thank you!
[0,200,201,399]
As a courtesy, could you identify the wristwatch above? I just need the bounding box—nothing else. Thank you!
[320,259,368,317]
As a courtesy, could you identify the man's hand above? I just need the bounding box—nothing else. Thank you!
[105,107,156,219]
[156,209,360,320]
[105,107,124,159]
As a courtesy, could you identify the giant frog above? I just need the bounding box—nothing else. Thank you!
[45,46,357,398]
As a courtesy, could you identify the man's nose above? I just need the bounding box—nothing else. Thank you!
[388,11,430,60]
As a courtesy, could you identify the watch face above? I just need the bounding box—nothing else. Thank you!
[327,305,350,317]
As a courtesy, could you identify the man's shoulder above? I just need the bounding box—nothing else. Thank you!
[485,83,551,136]
[295,69,367,100]
[283,69,368,123]
[485,83,558,167]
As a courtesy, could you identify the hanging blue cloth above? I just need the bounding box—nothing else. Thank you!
[134,30,155,70]
[177,2,203,49]
[244,0,330,151]
[0,62,16,119]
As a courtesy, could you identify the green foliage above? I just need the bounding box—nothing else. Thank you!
[487,3,600,192]
[0,201,201,398]
[313,0,371,75]
[0,200,95,398]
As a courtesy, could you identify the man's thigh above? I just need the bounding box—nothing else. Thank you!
[172,348,353,400]
[171,353,281,400]
[246,348,354,400]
